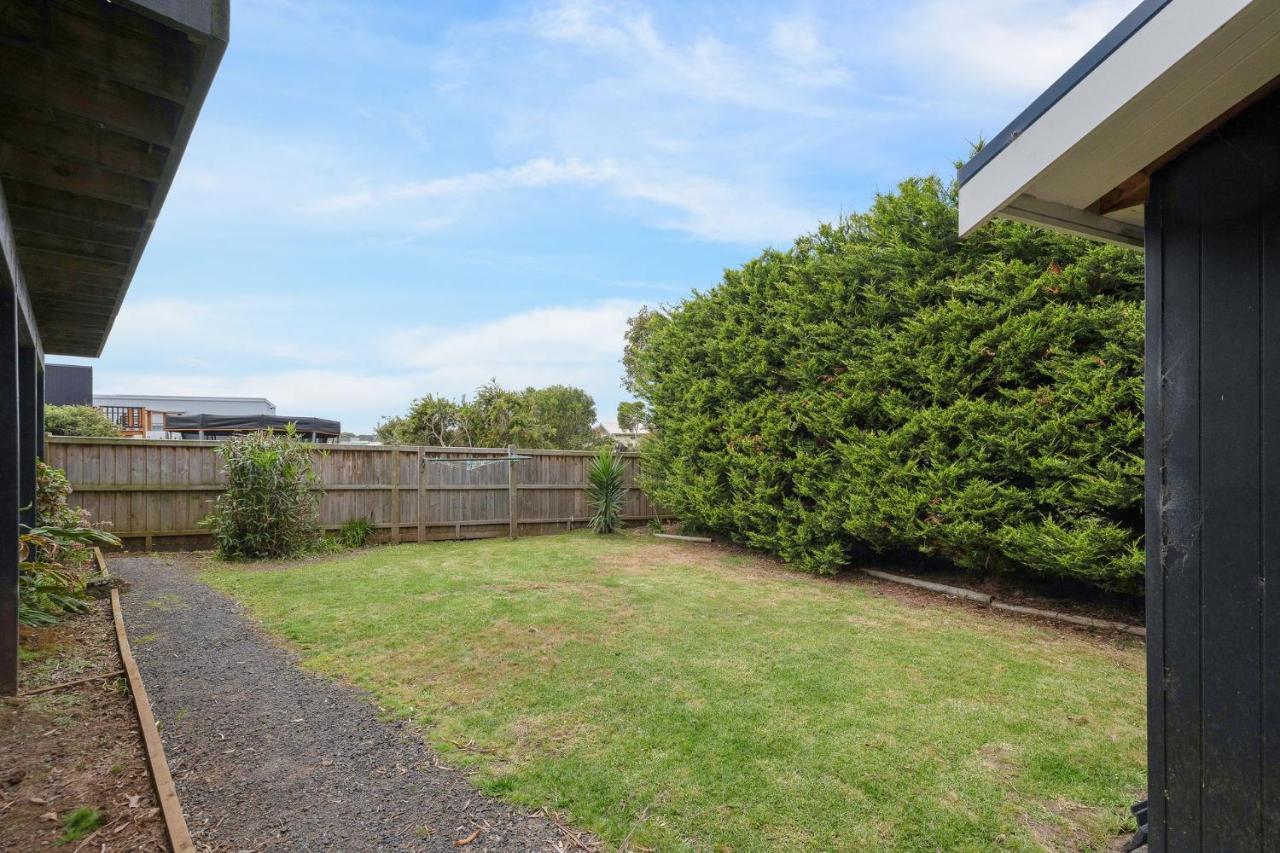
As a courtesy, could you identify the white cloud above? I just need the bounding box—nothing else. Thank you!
[893,0,1136,96]
[95,297,646,433]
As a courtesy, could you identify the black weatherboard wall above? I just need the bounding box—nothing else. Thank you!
[1145,86,1280,851]
[45,363,92,406]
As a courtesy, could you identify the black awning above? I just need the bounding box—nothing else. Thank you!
[165,414,341,438]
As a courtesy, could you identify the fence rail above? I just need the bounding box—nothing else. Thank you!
[45,437,664,550]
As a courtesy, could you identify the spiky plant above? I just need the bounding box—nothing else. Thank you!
[586,448,625,534]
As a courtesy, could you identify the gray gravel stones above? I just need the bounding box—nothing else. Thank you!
[114,555,573,852]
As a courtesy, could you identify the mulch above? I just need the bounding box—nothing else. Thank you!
[0,600,167,852]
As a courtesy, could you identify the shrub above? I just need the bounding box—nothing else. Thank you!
[627,176,1145,592]
[337,517,375,549]
[204,427,323,560]
[37,460,91,529]
[44,404,120,437]
[19,461,120,626]
[20,525,120,626]
[586,448,625,534]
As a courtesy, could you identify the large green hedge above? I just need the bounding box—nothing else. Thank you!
[627,177,1145,592]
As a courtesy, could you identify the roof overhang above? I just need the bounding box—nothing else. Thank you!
[0,0,228,356]
[957,0,1280,249]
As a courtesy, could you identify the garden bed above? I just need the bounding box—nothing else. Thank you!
[0,601,167,851]
[203,532,1146,851]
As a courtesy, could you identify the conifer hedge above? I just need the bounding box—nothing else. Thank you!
[626,177,1145,592]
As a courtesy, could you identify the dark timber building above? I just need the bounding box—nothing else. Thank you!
[0,1,227,695]
[959,1,1280,849]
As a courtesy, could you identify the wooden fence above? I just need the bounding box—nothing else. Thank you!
[45,437,664,550]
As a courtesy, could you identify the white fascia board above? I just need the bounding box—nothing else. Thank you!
[958,0,1251,237]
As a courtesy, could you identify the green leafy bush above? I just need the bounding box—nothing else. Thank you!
[204,427,323,560]
[20,524,121,626]
[19,461,120,626]
[44,405,120,437]
[337,517,375,548]
[626,176,1145,592]
[586,448,625,534]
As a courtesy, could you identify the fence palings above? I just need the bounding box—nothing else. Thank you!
[45,437,663,549]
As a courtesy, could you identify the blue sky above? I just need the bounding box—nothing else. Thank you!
[68,0,1135,434]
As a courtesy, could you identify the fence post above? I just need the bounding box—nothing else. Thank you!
[390,446,401,544]
[508,444,518,540]
[416,446,425,544]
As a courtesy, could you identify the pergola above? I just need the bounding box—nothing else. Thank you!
[959,1,1280,849]
[1,0,228,694]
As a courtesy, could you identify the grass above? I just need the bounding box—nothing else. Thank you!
[203,533,1145,851]
[59,807,102,843]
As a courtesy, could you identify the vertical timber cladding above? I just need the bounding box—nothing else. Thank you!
[1146,87,1280,851]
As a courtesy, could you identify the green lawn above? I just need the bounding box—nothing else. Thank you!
[203,533,1145,851]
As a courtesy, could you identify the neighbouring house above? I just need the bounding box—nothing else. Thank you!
[958,2,1280,848]
[597,420,648,450]
[93,393,275,437]
[0,1,228,695]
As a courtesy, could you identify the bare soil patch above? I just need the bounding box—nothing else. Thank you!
[0,601,166,852]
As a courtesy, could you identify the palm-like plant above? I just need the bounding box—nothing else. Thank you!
[586,448,625,534]
[19,523,122,626]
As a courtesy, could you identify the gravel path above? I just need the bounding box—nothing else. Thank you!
[113,555,572,852]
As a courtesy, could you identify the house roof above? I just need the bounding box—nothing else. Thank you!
[0,0,228,356]
[957,0,1280,247]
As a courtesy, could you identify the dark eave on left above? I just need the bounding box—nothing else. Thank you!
[0,0,228,357]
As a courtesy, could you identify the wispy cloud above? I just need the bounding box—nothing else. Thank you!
[531,0,851,112]
[304,157,621,215]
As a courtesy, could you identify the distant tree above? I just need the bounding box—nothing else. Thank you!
[376,394,475,447]
[44,405,120,437]
[530,385,598,449]
[378,381,601,450]
[622,307,666,397]
[470,381,547,448]
[616,401,646,434]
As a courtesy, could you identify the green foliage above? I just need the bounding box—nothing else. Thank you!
[586,448,625,534]
[530,384,599,449]
[44,405,120,437]
[59,807,103,843]
[616,400,646,433]
[37,460,89,529]
[377,380,603,450]
[19,461,120,626]
[20,523,121,627]
[337,517,375,549]
[204,427,324,560]
[627,175,1145,592]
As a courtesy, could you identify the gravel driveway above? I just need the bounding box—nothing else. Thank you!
[113,555,574,852]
